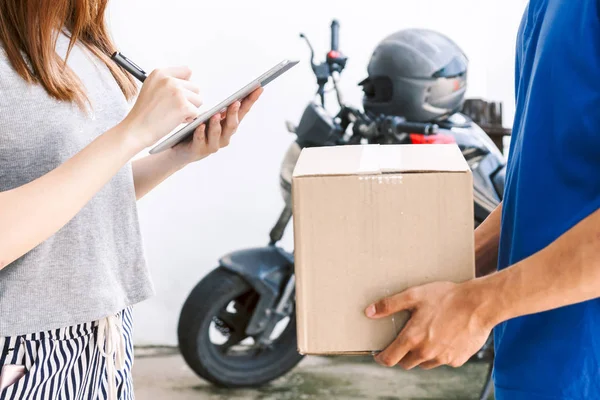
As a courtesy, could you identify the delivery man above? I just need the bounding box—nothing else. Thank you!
[365,1,600,399]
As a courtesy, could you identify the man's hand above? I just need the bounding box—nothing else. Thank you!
[365,281,493,370]
[172,87,263,165]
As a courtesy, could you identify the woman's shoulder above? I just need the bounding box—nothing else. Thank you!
[0,44,39,101]
[0,42,9,70]
[0,43,21,83]
[0,39,12,64]
[0,44,35,121]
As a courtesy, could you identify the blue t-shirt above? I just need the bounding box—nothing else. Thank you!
[495,1,600,399]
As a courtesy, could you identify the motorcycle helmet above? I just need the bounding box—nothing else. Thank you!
[360,29,468,122]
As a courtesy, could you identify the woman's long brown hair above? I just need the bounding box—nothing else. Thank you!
[0,0,138,109]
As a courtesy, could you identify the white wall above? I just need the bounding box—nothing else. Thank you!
[107,0,527,345]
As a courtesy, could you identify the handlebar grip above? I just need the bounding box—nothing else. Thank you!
[393,121,439,135]
[331,20,340,52]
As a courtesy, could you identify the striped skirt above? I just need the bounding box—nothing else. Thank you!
[0,307,134,400]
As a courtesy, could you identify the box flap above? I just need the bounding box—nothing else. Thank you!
[292,144,469,178]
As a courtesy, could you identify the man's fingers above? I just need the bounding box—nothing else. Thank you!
[418,359,443,370]
[374,328,415,367]
[397,351,425,370]
[398,344,439,370]
[365,288,421,319]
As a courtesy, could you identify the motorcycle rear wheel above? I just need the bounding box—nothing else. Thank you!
[178,267,304,388]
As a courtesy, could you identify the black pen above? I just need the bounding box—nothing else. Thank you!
[111,52,147,83]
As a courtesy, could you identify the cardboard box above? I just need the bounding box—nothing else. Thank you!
[292,144,475,355]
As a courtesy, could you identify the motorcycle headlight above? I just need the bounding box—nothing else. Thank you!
[279,141,302,206]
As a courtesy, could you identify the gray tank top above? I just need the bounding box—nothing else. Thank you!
[0,34,154,336]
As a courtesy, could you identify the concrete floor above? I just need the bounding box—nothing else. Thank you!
[132,348,494,400]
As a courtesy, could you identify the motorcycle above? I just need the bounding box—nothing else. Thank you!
[178,20,504,399]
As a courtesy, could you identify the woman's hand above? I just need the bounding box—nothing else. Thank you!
[121,66,203,150]
[170,87,263,165]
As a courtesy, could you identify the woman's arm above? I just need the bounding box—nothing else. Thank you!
[132,146,188,200]
[131,88,262,200]
[0,66,202,270]
[0,125,138,270]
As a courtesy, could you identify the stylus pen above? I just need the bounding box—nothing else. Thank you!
[111,52,147,83]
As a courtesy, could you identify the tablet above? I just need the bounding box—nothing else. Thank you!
[149,59,299,154]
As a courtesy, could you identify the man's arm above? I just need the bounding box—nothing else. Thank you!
[474,203,502,277]
[365,204,600,369]
[478,205,600,326]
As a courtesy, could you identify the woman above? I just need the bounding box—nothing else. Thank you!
[0,0,262,399]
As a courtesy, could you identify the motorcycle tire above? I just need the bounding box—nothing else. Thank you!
[178,267,305,388]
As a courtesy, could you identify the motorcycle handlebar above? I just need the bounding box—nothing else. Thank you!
[331,20,340,52]
[389,120,439,135]
[346,110,440,140]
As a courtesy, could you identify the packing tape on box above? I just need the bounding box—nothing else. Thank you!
[357,144,406,177]
[357,144,381,174]
[378,145,404,172]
